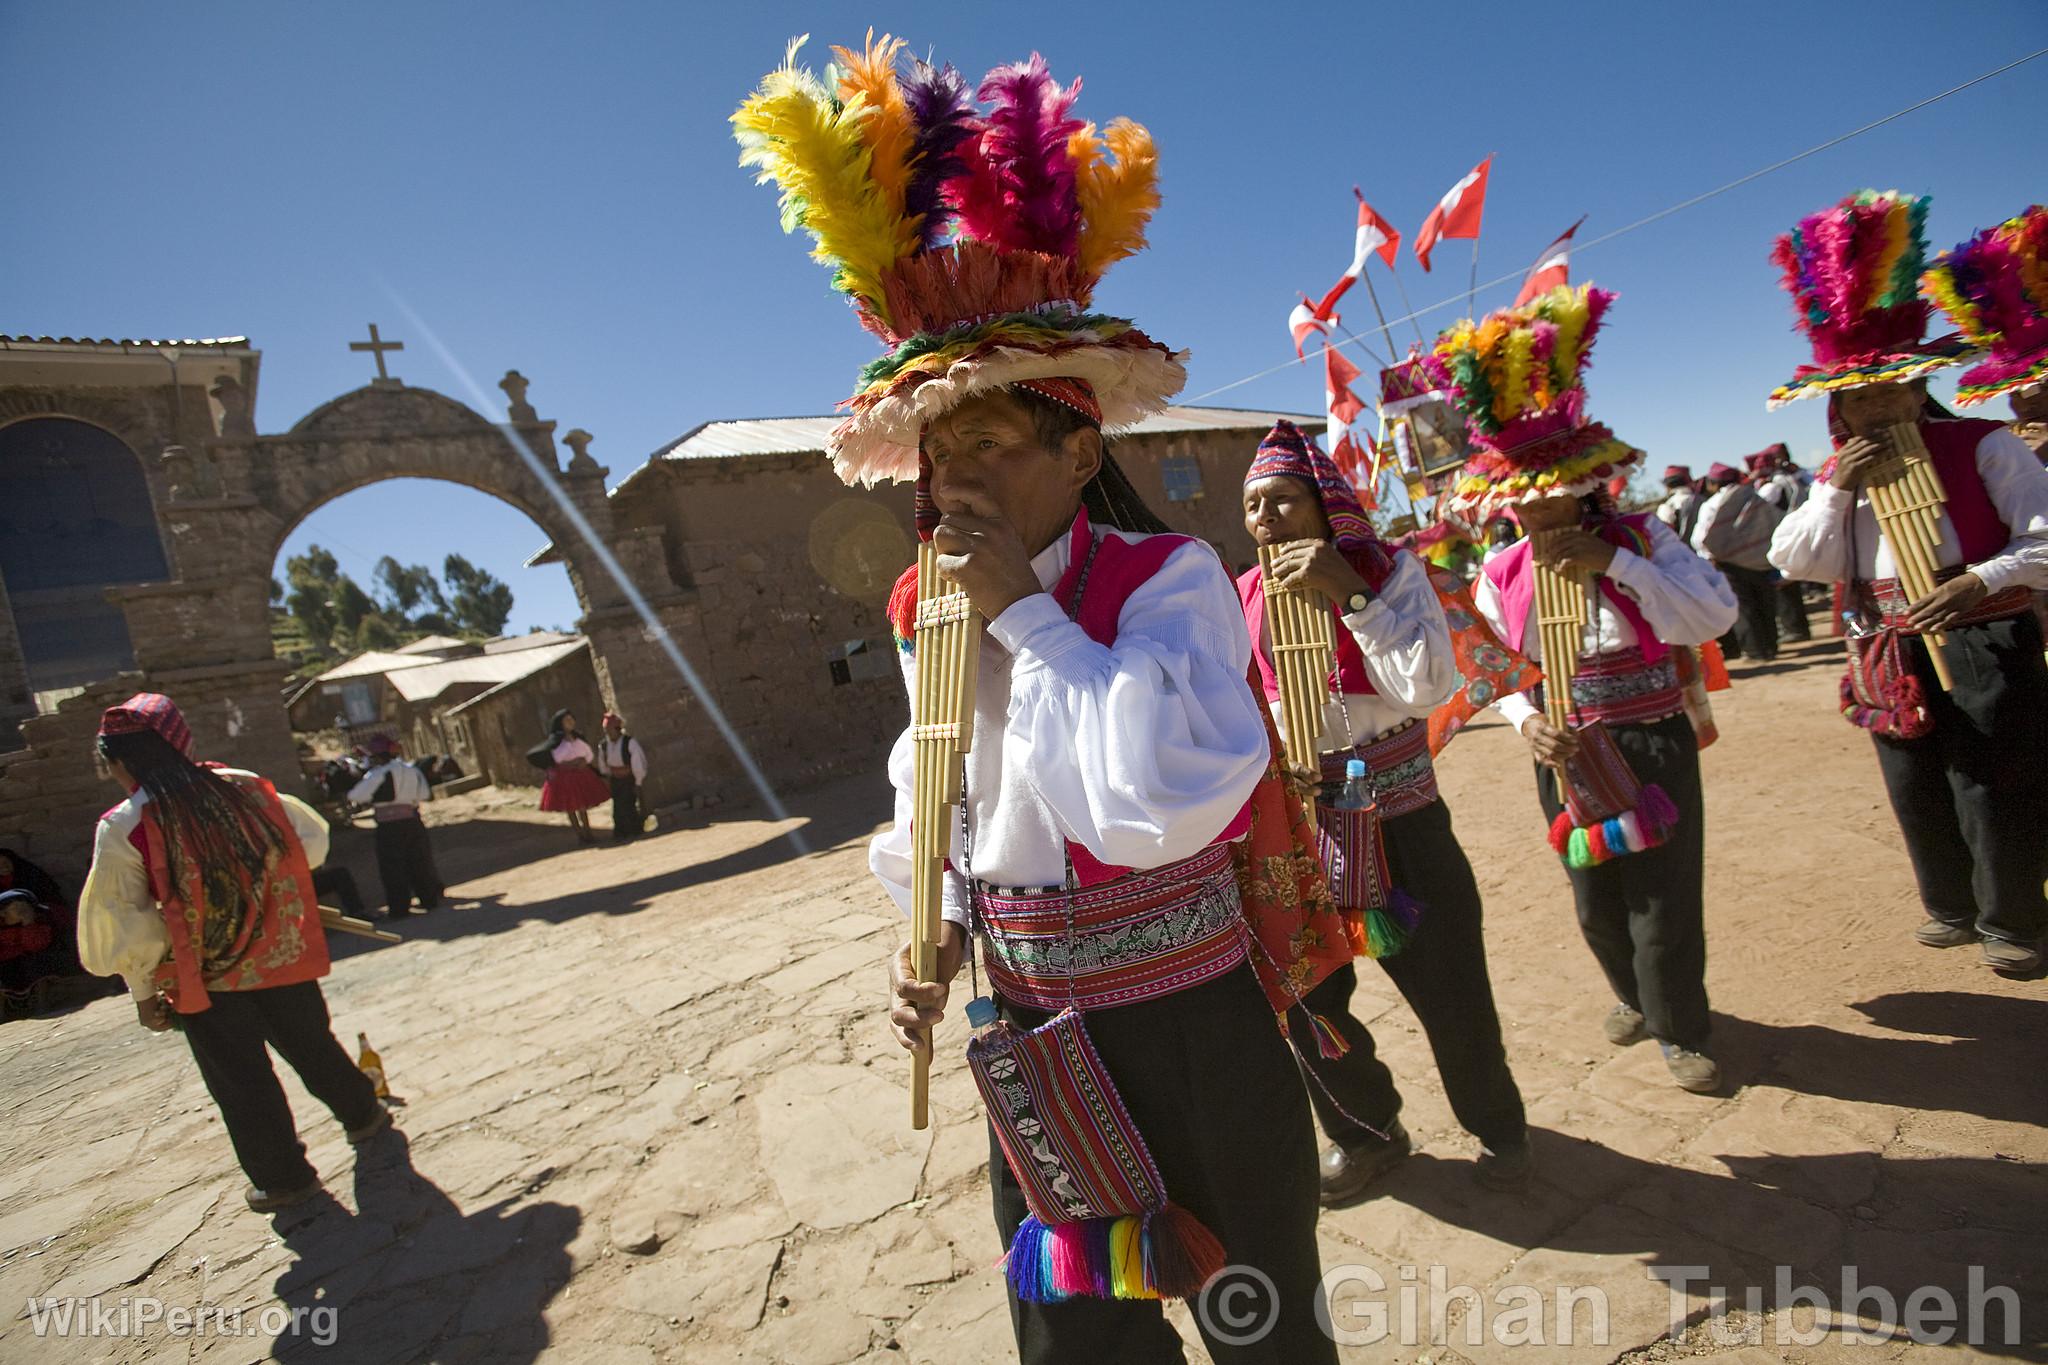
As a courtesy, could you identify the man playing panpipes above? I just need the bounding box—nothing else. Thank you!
[735,40,1337,1363]
[1431,285,1738,1094]
[1237,419,1530,1203]
[1770,192,2048,975]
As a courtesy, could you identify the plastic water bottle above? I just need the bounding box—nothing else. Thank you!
[1331,758,1374,812]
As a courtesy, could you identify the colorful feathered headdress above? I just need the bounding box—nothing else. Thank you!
[1922,205,2048,408]
[1420,283,1641,523]
[733,35,1183,485]
[1765,190,1975,408]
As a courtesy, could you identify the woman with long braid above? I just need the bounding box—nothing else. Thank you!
[79,693,388,1213]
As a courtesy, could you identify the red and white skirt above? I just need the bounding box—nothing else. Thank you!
[540,763,610,813]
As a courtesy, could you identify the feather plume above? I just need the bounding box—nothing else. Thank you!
[733,37,917,331]
[899,57,977,251]
[952,55,1085,258]
[833,31,914,220]
[1072,118,1160,289]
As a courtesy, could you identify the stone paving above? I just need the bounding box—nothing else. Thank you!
[0,639,2041,1363]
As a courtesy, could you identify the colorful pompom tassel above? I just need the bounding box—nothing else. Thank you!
[1551,784,1680,868]
[1143,1202,1228,1300]
[1308,1011,1350,1060]
[1361,887,1423,959]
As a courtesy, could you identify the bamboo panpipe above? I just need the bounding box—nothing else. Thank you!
[907,541,980,1131]
[1258,543,1338,781]
[1531,531,1592,730]
[1869,424,1956,691]
[319,906,402,943]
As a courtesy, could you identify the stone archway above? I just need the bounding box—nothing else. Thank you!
[0,365,676,883]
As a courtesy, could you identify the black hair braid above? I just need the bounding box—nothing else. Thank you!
[97,729,287,974]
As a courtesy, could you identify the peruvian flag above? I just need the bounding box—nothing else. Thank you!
[1325,346,1366,427]
[1288,192,1403,357]
[1514,216,1585,305]
[1413,157,1493,273]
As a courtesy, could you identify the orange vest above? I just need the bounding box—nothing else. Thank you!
[138,773,330,1013]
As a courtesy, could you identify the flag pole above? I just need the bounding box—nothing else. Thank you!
[1388,270,1430,344]
[1467,238,1481,322]
[1358,271,1402,369]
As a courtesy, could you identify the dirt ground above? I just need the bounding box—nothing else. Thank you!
[0,631,2041,1364]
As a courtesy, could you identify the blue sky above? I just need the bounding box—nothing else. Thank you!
[6,2,2040,632]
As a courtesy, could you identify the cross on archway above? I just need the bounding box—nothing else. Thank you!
[349,324,404,382]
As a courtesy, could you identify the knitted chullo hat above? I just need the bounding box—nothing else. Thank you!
[1922,205,2048,408]
[733,35,1184,487]
[1421,284,1642,524]
[1765,190,1975,408]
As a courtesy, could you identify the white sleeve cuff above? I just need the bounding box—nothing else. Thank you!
[1970,558,2016,595]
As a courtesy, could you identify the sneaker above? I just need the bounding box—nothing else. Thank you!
[1318,1121,1411,1207]
[1473,1140,1533,1193]
[1602,1003,1648,1046]
[1660,1044,1720,1094]
[1981,938,2043,975]
[245,1180,323,1213]
[1915,918,1977,949]
[346,1106,392,1145]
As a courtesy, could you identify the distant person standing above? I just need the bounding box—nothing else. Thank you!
[598,712,650,844]
[538,709,608,845]
[1692,462,1784,662]
[1655,466,1704,545]
[1749,445,1815,642]
[78,693,388,1213]
[348,735,444,918]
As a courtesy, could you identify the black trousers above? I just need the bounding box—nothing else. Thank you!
[310,865,365,919]
[1292,797,1526,1152]
[1872,614,2048,944]
[989,966,1335,1365]
[1777,580,1812,642]
[1535,712,1711,1050]
[179,980,381,1192]
[373,816,443,915]
[608,775,643,842]
[1717,562,1780,662]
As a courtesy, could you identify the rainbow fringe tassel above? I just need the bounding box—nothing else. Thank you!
[1546,784,1680,869]
[1005,1203,1226,1303]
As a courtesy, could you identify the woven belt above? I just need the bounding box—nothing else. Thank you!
[1861,575,2033,633]
[971,843,1247,1013]
[1317,720,1438,819]
[1533,648,1684,728]
[371,804,421,824]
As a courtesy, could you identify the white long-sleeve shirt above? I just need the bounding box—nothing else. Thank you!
[1655,487,1699,531]
[347,758,430,808]
[1473,516,1738,735]
[1755,470,1809,512]
[1767,425,2048,594]
[870,526,1269,928]
[78,771,330,1001]
[599,736,648,783]
[1254,549,1459,750]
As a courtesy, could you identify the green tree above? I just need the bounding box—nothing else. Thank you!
[332,576,378,638]
[374,556,448,619]
[284,545,340,651]
[269,576,285,607]
[355,612,402,651]
[443,554,514,636]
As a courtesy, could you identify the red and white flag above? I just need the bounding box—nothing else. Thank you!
[1413,156,1493,273]
[1288,192,1403,357]
[1326,346,1366,428]
[1514,216,1585,305]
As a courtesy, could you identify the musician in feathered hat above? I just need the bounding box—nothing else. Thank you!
[735,39,1337,1362]
[1431,284,1738,1094]
[1238,419,1531,1203]
[1770,192,2048,976]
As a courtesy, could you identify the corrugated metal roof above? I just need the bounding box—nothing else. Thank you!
[386,639,588,704]
[482,629,581,654]
[0,335,253,351]
[439,641,591,714]
[304,650,429,685]
[392,634,471,655]
[648,405,1325,464]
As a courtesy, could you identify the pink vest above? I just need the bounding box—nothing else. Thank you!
[1481,513,1669,667]
[1236,552,1396,702]
[1919,416,2012,565]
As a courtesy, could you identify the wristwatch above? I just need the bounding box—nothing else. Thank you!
[1344,589,1373,614]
